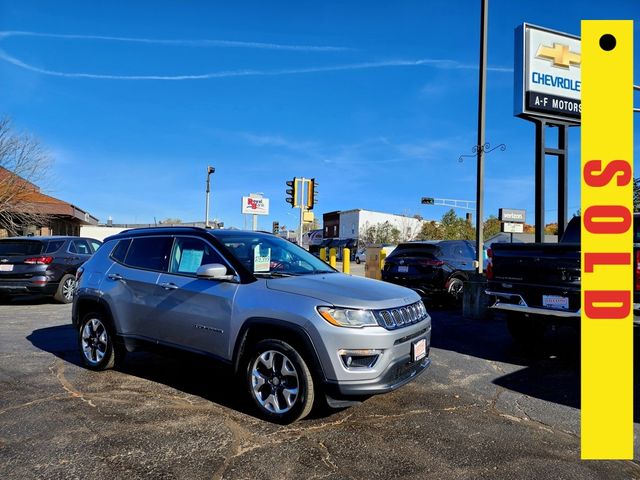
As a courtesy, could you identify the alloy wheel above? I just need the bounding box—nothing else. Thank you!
[448,279,464,300]
[81,318,109,365]
[250,350,300,414]
[62,277,76,301]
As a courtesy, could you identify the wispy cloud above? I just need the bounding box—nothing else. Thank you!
[0,48,512,80]
[0,30,350,52]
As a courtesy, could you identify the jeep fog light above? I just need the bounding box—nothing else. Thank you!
[338,349,382,369]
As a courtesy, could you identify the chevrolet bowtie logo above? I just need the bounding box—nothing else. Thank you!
[535,43,581,69]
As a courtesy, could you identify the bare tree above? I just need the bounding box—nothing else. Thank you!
[397,212,423,242]
[0,118,52,236]
[359,221,401,246]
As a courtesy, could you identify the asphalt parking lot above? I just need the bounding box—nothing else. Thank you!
[2,297,640,480]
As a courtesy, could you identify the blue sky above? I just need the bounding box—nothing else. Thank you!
[0,1,638,229]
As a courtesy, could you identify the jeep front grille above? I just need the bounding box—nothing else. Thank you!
[374,301,428,330]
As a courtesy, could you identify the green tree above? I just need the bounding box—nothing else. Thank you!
[440,209,474,240]
[418,220,442,240]
[483,215,501,240]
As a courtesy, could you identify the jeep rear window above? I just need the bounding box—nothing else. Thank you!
[124,237,173,272]
[110,239,131,263]
[0,240,44,256]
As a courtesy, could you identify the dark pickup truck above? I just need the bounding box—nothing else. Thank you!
[486,214,640,342]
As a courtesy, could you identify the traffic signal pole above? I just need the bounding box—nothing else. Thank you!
[298,177,305,246]
[286,177,317,247]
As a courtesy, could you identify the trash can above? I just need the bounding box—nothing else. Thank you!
[462,272,492,320]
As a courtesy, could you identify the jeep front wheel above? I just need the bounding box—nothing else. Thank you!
[244,339,315,423]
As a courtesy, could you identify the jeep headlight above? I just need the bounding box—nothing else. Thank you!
[317,307,379,328]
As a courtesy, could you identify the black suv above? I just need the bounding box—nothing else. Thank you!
[381,240,476,301]
[0,236,102,303]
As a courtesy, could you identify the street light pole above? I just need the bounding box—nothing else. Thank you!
[475,0,488,274]
[205,166,215,228]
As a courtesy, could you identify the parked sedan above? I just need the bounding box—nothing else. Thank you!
[381,240,476,302]
[0,236,102,303]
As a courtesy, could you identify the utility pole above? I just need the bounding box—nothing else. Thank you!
[205,166,215,228]
[475,0,488,273]
[298,177,306,246]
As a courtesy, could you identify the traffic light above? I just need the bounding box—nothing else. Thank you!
[421,197,435,205]
[286,177,298,207]
[307,178,318,210]
[272,221,279,234]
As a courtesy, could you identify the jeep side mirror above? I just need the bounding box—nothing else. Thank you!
[196,263,237,282]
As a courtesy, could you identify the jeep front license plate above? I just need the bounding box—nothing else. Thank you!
[542,295,569,310]
[412,338,426,362]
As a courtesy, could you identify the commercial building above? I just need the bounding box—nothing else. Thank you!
[0,169,98,237]
[322,209,425,242]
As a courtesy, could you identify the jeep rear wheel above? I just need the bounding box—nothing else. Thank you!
[244,339,315,423]
[78,312,124,370]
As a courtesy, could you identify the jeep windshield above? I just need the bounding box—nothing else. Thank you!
[212,231,336,277]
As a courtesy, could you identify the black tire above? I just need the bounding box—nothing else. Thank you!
[54,274,76,304]
[78,312,124,370]
[355,257,361,264]
[446,277,464,305]
[506,314,547,346]
[243,339,315,424]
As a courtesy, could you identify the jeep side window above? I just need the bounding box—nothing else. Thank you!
[110,239,131,263]
[169,237,226,275]
[124,237,173,272]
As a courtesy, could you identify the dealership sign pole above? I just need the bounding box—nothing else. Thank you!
[514,23,581,241]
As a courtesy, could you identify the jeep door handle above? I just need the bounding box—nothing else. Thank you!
[160,282,179,290]
[107,273,124,281]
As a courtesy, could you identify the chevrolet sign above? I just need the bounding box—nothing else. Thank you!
[514,24,581,124]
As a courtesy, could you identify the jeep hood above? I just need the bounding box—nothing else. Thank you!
[266,273,420,310]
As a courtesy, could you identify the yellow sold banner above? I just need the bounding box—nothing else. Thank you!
[581,20,634,459]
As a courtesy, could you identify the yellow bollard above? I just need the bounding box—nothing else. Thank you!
[342,248,350,274]
[320,247,326,262]
[329,248,337,268]
[379,250,387,273]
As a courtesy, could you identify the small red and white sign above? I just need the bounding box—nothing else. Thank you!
[241,196,270,215]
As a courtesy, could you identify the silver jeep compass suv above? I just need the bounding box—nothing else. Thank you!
[72,227,432,423]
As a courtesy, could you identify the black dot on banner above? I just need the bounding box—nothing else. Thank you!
[599,34,616,51]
